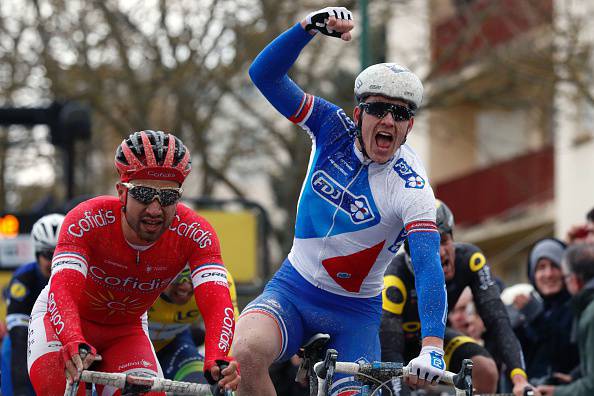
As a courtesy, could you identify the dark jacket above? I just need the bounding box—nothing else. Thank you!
[512,239,579,383]
[554,279,594,396]
[513,289,579,383]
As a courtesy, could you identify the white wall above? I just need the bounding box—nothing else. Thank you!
[554,0,594,236]
[385,0,431,164]
[476,109,530,167]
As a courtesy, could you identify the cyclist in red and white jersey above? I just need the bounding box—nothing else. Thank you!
[27,130,240,395]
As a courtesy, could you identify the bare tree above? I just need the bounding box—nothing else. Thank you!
[1,0,592,257]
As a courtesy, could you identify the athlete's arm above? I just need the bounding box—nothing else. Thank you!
[182,211,238,388]
[5,276,34,394]
[48,254,88,346]
[468,251,530,389]
[48,208,99,381]
[405,224,447,386]
[191,263,237,384]
[248,23,315,118]
[406,225,446,342]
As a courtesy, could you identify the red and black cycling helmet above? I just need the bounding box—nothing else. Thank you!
[115,130,191,184]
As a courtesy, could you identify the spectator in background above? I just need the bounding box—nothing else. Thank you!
[510,238,579,386]
[1,213,64,396]
[448,287,474,336]
[538,243,594,396]
[565,207,594,245]
[148,266,239,384]
[448,287,485,343]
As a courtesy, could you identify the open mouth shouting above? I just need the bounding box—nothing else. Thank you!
[375,131,394,151]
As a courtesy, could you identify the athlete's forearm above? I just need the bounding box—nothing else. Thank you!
[248,23,315,118]
[407,229,447,339]
[479,297,526,376]
[47,254,89,346]
[193,265,235,361]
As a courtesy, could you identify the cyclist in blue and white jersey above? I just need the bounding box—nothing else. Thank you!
[233,6,447,396]
[1,213,64,396]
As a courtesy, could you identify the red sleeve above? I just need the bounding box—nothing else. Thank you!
[182,211,234,362]
[193,265,235,361]
[47,204,93,347]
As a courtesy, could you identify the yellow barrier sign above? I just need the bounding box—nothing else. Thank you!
[0,271,13,320]
[197,210,258,284]
[0,215,19,238]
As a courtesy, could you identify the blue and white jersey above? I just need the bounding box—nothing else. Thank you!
[249,23,446,338]
[287,94,436,297]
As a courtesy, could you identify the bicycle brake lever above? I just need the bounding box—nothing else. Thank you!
[64,345,92,396]
[210,360,233,396]
[295,357,309,383]
[452,359,473,396]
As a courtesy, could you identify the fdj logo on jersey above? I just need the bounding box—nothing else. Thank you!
[393,159,425,189]
[312,170,375,224]
[388,228,408,253]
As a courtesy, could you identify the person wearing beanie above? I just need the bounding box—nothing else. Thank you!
[511,238,579,385]
[537,243,594,396]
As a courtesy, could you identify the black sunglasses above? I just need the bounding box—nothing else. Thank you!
[122,182,183,206]
[360,102,413,121]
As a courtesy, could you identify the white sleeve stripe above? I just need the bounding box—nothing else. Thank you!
[294,94,307,116]
[6,313,30,330]
[407,228,439,234]
[51,256,88,277]
[192,264,224,273]
[53,252,88,265]
[192,267,228,287]
[297,96,315,127]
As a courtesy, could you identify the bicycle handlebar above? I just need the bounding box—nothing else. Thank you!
[313,349,474,396]
[63,370,225,396]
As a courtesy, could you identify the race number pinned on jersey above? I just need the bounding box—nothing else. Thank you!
[393,159,425,189]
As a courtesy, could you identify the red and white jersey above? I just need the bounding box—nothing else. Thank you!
[47,196,234,362]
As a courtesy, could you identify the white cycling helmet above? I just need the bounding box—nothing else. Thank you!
[354,63,423,111]
[31,213,65,253]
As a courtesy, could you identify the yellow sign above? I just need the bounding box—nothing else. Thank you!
[0,215,19,238]
[197,210,258,284]
[0,271,12,319]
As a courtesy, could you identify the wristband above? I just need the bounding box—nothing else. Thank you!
[510,368,527,380]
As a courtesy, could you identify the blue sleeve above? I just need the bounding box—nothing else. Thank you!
[407,231,447,339]
[248,23,315,119]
